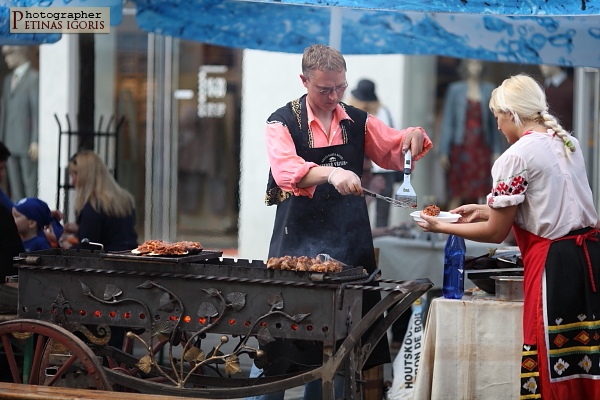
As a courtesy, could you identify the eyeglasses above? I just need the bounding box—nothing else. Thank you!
[308,80,348,96]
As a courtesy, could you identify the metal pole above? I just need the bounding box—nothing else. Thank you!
[329,8,342,51]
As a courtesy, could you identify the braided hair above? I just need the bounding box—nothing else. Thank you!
[489,74,575,157]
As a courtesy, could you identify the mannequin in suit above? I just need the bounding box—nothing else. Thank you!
[539,65,574,132]
[439,59,499,210]
[0,45,39,200]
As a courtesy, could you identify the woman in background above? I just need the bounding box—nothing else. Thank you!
[61,150,138,252]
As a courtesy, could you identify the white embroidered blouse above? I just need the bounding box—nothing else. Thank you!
[486,129,598,240]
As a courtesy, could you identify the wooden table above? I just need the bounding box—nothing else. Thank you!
[0,382,209,400]
[412,294,523,399]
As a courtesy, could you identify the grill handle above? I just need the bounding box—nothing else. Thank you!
[81,238,104,252]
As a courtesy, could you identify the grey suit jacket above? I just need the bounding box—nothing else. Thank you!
[439,80,500,157]
[0,67,39,157]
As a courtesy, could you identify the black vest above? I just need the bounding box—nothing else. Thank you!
[261,95,390,371]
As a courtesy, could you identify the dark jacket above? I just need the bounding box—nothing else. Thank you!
[0,203,24,281]
[77,202,138,252]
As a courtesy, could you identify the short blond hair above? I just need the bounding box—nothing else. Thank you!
[301,44,346,77]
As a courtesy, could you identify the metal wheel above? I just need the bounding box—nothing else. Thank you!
[0,319,112,390]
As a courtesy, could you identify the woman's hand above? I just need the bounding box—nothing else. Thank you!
[58,233,79,249]
[450,204,490,223]
[416,213,447,233]
[63,222,79,234]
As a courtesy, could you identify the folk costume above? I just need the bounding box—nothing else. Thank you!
[488,129,600,399]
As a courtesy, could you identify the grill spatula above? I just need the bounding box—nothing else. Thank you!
[393,149,418,208]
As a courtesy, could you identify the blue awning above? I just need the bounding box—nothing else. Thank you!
[0,0,123,46]
[132,0,600,67]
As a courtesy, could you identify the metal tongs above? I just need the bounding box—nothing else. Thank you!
[362,187,404,207]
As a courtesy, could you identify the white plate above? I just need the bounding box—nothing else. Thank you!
[410,211,460,223]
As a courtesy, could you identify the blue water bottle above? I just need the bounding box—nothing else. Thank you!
[443,234,466,299]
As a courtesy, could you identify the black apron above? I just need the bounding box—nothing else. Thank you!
[262,96,391,375]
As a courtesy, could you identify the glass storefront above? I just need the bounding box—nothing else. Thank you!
[113,11,242,248]
[173,41,242,249]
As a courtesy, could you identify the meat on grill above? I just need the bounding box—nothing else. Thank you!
[266,256,343,273]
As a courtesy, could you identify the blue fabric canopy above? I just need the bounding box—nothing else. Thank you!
[242,0,599,16]
[132,0,600,67]
[0,4,61,45]
[0,0,123,45]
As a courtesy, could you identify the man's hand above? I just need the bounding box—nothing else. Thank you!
[29,142,38,161]
[329,168,362,196]
[402,128,425,158]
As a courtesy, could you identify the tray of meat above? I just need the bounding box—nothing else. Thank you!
[102,240,222,263]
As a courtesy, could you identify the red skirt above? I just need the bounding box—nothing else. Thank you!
[515,226,600,399]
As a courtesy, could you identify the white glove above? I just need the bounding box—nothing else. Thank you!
[328,167,361,195]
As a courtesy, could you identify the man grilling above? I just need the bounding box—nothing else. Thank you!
[249,44,433,400]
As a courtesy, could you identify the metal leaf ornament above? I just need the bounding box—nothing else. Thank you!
[197,302,219,318]
[267,293,284,310]
[137,280,155,289]
[158,292,175,312]
[152,320,173,342]
[224,355,241,376]
[183,347,206,363]
[80,281,91,296]
[136,355,153,374]
[203,288,221,297]
[226,292,246,311]
[103,284,123,301]
[257,326,275,346]
[290,313,310,322]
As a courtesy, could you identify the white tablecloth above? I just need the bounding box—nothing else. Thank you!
[373,236,503,287]
[412,295,523,399]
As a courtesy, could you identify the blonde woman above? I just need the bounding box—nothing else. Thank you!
[61,150,138,252]
[418,74,600,398]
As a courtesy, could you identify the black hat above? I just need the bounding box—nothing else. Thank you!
[351,79,378,102]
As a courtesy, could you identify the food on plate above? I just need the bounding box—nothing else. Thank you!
[177,241,204,252]
[422,204,441,217]
[266,255,343,273]
[132,240,203,256]
[133,239,166,255]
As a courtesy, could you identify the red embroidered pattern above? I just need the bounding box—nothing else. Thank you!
[492,173,528,197]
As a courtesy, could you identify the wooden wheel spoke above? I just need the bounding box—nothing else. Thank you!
[1,333,21,384]
[0,320,111,390]
[28,334,47,384]
[44,353,78,387]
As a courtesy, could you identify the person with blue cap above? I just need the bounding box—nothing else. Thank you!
[12,197,52,252]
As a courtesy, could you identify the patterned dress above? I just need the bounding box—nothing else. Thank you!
[447,99,492,202]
